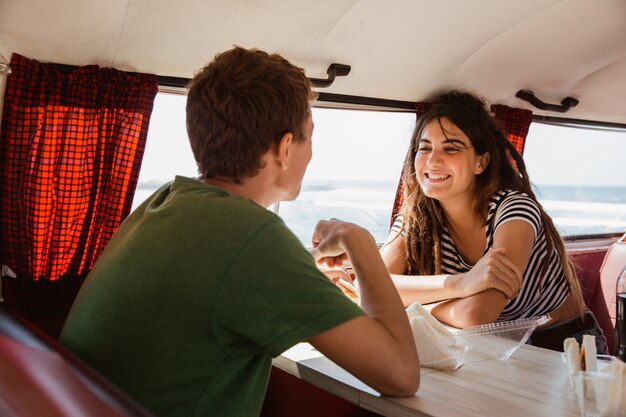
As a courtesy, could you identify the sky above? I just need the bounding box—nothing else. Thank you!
[137,92,626,188]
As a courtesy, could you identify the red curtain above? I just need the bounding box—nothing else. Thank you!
[390,102,533,228]
[0,53,158,283]
[490,104,533,156]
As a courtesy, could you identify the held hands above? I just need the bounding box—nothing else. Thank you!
[459,247,523,300]
[319,265,353,283]
[312,219,363,303]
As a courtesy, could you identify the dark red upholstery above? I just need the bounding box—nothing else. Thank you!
[590,233,626,354]
[572,251,609,308]
[0,305,154,417]
[0,335,132,417]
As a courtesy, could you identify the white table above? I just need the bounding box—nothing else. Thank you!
[273,343,581,417]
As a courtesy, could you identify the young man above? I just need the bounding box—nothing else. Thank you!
[60,46,419,417]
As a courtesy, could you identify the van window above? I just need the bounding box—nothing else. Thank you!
[137,94,626,243]
[277,108,414,245]
[524,122,626,237]
[133,93,196,208]
[132,94,415,245]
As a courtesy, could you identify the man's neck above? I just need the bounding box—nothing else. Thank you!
[198,175,276,208]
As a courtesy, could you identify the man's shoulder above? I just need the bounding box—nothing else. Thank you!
[162,177,279,221]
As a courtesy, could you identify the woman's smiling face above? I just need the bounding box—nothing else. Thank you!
[414,117,488,206]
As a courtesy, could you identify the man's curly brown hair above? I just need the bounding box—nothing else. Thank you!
[186,46,314,184]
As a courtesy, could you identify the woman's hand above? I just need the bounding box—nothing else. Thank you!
[457,247,523,299]
[319,266,360,303]
[319,265,352,282]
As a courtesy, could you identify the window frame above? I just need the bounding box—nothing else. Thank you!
[524,116,626,241]
[148,81,626,242]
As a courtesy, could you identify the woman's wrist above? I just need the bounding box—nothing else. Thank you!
[447,272,466,298]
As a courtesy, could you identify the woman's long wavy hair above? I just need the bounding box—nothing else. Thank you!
[399,91,584,312]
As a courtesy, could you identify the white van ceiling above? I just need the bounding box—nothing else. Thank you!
[1,0,625,124]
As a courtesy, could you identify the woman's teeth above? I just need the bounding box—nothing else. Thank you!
[427,173,449,180]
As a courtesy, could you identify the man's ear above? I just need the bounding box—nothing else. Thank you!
[475,152,490,174]
[275,132,293,169]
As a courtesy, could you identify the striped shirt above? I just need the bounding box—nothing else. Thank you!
[391,190,570,321]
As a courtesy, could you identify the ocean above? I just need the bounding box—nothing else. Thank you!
[132,180,626,245]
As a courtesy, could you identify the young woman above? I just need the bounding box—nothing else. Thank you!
[381,90,607,353]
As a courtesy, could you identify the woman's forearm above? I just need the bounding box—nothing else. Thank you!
[429,289,508,328]
[390,273,465,306]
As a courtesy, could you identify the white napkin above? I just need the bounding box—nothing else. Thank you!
[406,302,466,371]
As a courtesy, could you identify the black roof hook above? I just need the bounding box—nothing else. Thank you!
[309,63,351,88]
[516,90,579,113]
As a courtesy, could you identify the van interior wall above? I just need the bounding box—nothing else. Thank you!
[572,251,609,308]
[0,275,85,340]
[261,367,382,417]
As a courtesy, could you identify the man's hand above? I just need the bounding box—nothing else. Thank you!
[311,219,360,267]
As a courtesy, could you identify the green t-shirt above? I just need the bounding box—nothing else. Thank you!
[60,176,363,417]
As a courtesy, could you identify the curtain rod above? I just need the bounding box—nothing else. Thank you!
[8,62,626,131]
[533,115,626,132]
[157,75,626,129]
